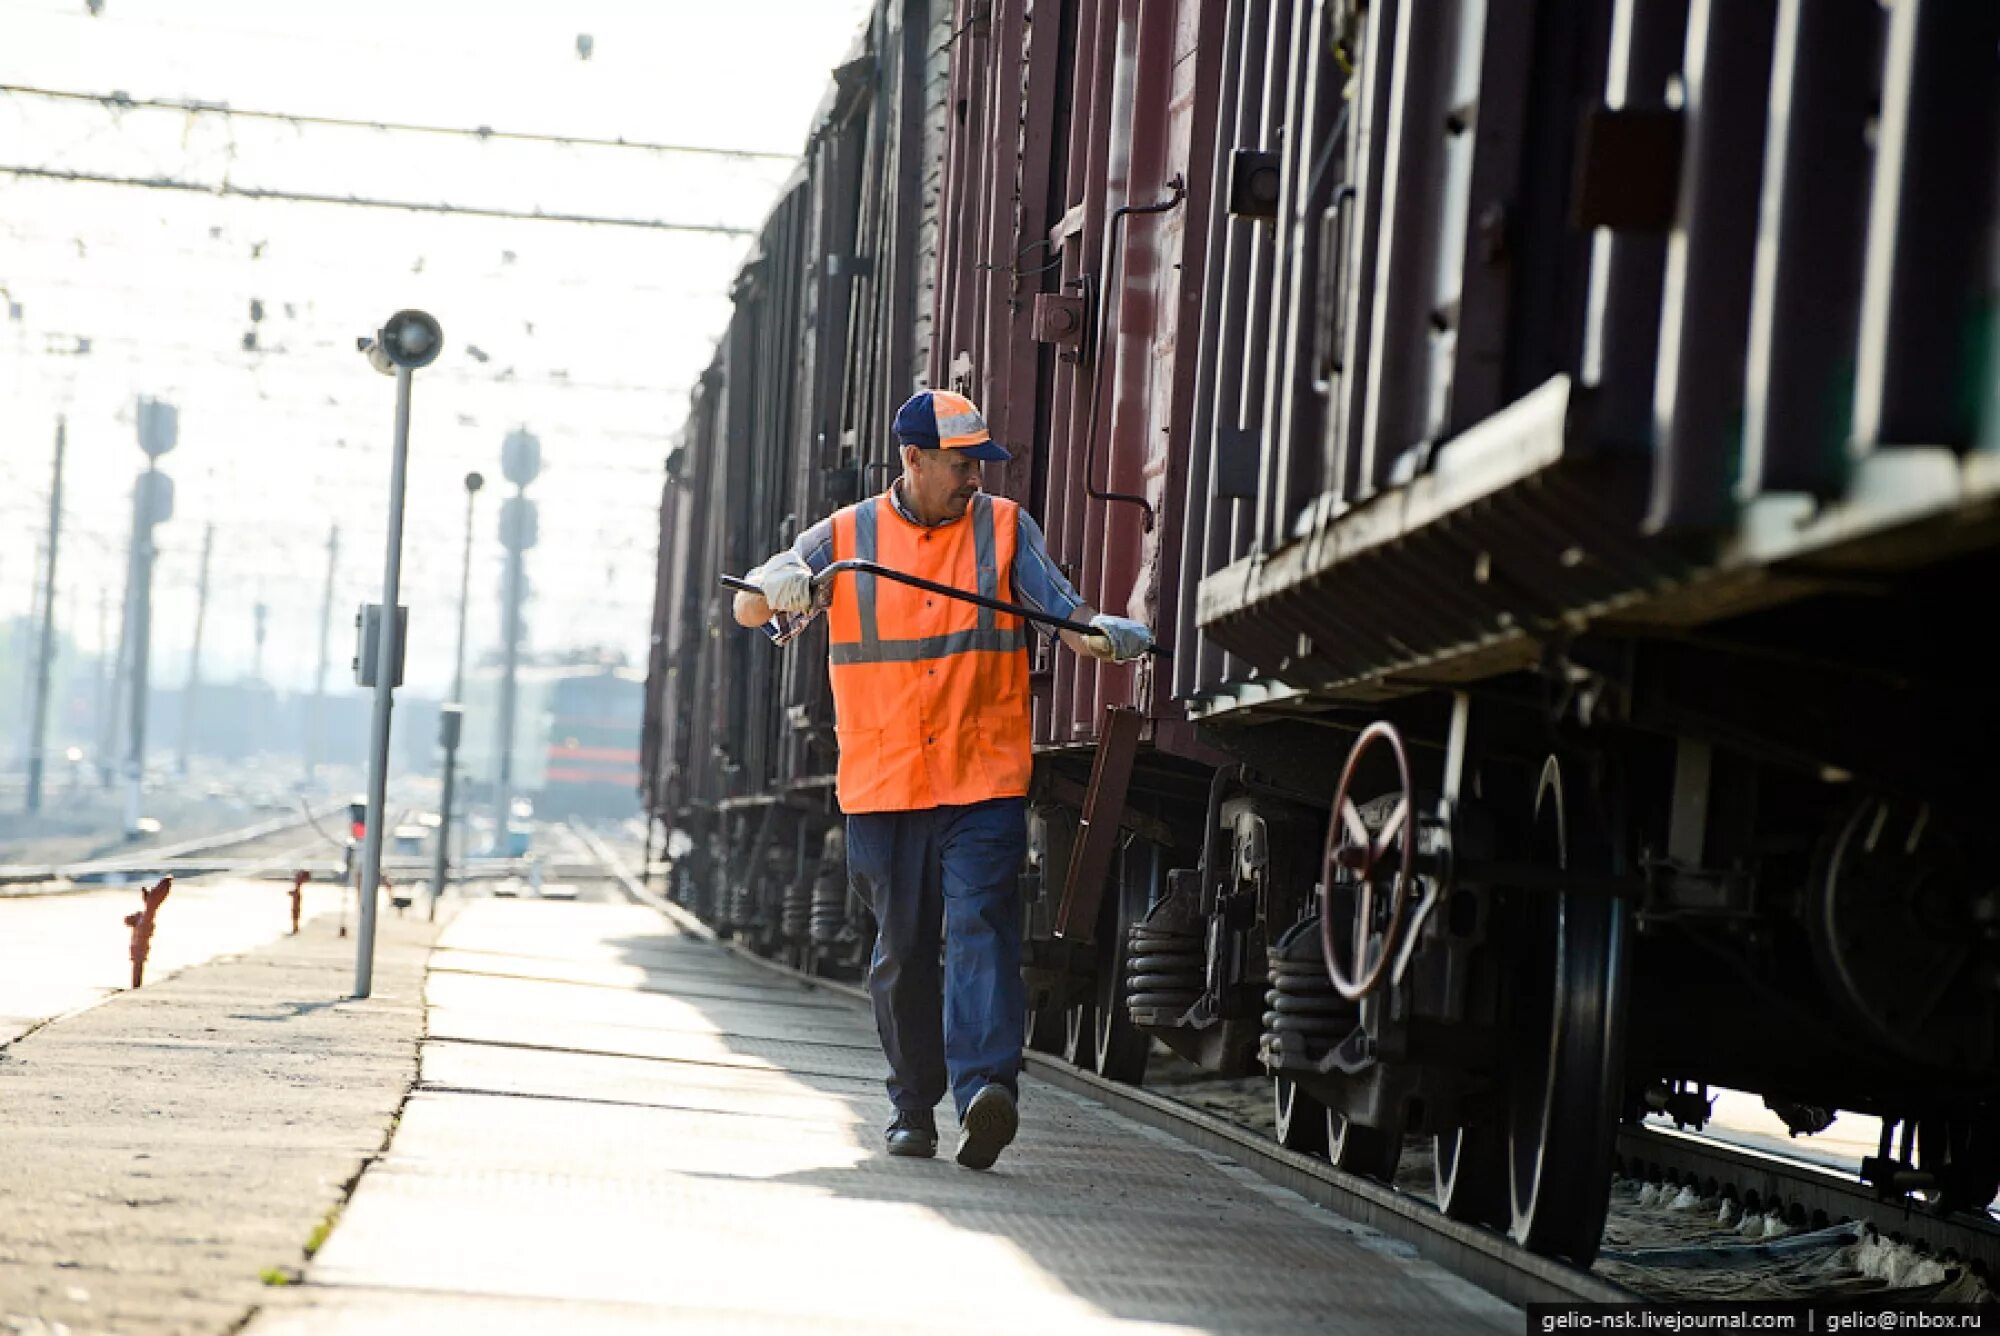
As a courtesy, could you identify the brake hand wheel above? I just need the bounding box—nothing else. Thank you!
[1318,721,1416,1002]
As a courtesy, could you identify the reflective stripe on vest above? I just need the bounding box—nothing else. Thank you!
[833,492,1025,664]
[825,491,1032,813]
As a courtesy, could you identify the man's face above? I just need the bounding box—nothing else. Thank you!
[903,444,983,520]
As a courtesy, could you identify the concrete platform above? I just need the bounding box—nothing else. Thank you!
[0,905,435,1335]
[0,875,356,1045]
[251,901,1515,1335]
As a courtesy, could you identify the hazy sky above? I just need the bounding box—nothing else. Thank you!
[0,0,872,698]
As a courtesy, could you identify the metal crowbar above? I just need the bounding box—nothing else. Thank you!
[720,559,1168,660]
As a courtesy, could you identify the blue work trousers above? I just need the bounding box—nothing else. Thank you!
[846,797,1027,1119]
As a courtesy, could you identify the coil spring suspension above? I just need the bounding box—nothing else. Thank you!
[1262,918,1354,1071]
[809,828,849,947]
[1125,905,1205,1022]
[781,865,813,943]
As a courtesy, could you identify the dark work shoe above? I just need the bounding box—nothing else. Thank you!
[955,1083,1019,1171]
[885,1108,938,1158]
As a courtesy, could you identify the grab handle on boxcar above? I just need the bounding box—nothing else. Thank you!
[1081,173,1187,536]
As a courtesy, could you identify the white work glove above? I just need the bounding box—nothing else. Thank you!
[754,552,815,614]
[1086,614,1153,664]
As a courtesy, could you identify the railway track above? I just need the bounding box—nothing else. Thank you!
[1612,1124,2000,1285]
[1,804,619,897]
[0,801,349,891]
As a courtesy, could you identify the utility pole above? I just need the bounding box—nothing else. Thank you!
[432,470,484,919]
[102,524,134,789]
[25,417,66,814]
[177,521,214,775]
[93,586,110,783]
[124,397,176,837]
[495,430,540,855]
[306,523,339,784]
[20,537,44,745]
[252,598,269,681]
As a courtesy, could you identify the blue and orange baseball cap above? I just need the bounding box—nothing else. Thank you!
[893,390,1013,461]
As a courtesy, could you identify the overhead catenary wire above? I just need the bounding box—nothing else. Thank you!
[0,39,785,674]
[0,165,760,235]
[0,82,798,163]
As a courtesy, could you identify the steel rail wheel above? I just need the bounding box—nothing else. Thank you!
[1092,842,1153,1084]
[1916,1118,2000,1215]
[1062,997,1095,1068]
[1274,1077,1330,1155]
[1434,1121,1508,1225]
[1326,1110,1403,1182]
[1025,996,1065,1054]
[1502,755,1629,1263]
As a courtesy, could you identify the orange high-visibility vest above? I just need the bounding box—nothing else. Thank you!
[826,491,1031,813]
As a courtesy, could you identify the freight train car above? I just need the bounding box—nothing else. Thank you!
[643,0,2000,1265]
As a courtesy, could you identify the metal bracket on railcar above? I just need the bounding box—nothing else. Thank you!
[1054,706,1144,945]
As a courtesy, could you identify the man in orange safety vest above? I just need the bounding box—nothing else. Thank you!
[732,389,1152,1170]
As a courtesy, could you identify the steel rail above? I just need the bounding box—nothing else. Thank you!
[1616,1124,2000,1277]
[0,800,350,887]
[0,797,525,893]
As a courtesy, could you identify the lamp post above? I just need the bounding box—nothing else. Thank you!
[431,470,484,921]
[452,472,484,701]
[351,309,442,998]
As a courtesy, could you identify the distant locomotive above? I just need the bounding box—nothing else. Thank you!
[463,665,644,820]
[642,0,2000,1264]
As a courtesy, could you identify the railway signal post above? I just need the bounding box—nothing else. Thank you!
[494,430,539,855]
[122,397,176,837]
[432,470,484,916]
[431,705,462,922]
[351,309,442,998]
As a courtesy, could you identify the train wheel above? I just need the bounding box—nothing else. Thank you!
[1062,999,1095,1068]
[1275,1078,1329,1155]
[1917,1119,2000,1215]
[1502,755,1628,1263]
[1092,842,1153,1084]
[1434,1121,1508,1225]
[1025,997,1065,1054]
[1327,1111,1403,1181]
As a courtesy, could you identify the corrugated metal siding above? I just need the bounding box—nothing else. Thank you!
[1195,0,2000,699]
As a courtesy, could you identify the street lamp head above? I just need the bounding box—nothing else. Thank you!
[465,471,486,494]
[358,309,444,374]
